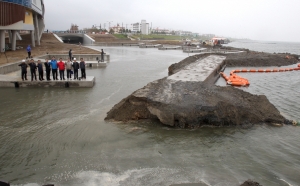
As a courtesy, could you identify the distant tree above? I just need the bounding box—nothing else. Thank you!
[129,29,131,33]
[125,29,128,33]
[109,28,114,34]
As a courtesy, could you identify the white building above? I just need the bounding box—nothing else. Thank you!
[131,22,140,33]
[140,20,149,35]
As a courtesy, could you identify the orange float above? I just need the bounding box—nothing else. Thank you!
[220,64,299,87]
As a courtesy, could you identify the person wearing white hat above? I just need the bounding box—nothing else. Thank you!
[18,60,28,81]
[72,58,79,80]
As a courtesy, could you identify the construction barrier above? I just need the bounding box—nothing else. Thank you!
[220,64,300,87]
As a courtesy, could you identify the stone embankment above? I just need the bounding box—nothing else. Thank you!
[105,51,298,128]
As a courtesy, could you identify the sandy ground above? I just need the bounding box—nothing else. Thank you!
[0,33,100,65]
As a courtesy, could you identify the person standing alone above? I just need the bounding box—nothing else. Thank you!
[57,58,66,80]
[69,49,72,60]
[72,58,79,80]
[100,49,106,62]
[18,60,28,81]
[44,58,51,80]
[50,57,58,80]
[79,58,86,79]
[26,45,31,58]
[37,60,44,81]
[28,59,37,81]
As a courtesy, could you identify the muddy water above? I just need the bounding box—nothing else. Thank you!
[0,46,300,186]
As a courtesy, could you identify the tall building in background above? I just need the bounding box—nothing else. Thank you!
[0,0,45,52]
[131,22,140,33]
[140,20,149,35]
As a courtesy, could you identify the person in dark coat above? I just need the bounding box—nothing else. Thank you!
[79,58,86,79]
[69,49,72,60]
[44,58,51,80]
[18,60,28,81]
[100,49,106,62]
[72,58,79,80]
[37,60,44,81]
[28,59,37,81]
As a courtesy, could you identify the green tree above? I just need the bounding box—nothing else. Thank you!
[109,28,114,34]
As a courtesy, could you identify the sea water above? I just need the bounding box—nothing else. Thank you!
[0,44,300,186]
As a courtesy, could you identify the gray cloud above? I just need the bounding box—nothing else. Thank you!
[44,0,300,42]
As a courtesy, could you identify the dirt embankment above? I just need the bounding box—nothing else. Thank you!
[0,33,100,65]
[224,51,299,67]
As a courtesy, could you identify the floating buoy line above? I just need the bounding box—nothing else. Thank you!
[220,63,300,87]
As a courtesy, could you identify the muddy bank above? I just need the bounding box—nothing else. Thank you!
[105,51,296,127]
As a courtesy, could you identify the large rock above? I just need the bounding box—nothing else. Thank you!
[105,77,284,128]
[105,53,288,128]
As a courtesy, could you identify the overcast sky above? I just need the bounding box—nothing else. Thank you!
[44,0,300,42]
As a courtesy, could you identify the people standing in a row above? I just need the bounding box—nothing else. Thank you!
[29,59,37,81]
[50,57,58,80]
[65,58,73,80]
[57,58,66,80]
[18,57,87,81]
[44,58,51,80]
[73,58,79,80]
[37,60,44,81]
[18,60,28,81]
[79,58,86,79]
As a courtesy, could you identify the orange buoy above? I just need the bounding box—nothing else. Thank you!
[285,68,290,71]
[279,69,285,72]
[258,69,265,72]
[265,69,271,72]
[289,68,294,71]
[250,69,257,72]
[298,64,300,67]
[234,69,241,73]
[241,69,248,72]
[294,67,300,71]
[273,69,278,72]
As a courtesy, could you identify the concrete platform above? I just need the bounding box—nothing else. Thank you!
[139,44,162,48]
[85,61,107,67]
[168,55,226,82]
[0,74,95,88]
[158,45,182,50]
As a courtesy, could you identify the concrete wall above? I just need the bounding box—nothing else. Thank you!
[203,58,226,85]
[0,61,21,74]
[83,34,95,45]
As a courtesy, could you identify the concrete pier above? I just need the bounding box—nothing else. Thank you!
[158,45,182,50]
[139,44,162,48]
[167,55,226,83]
[0,75,95,88]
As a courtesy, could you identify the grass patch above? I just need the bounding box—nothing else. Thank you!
[113,34,128,39]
